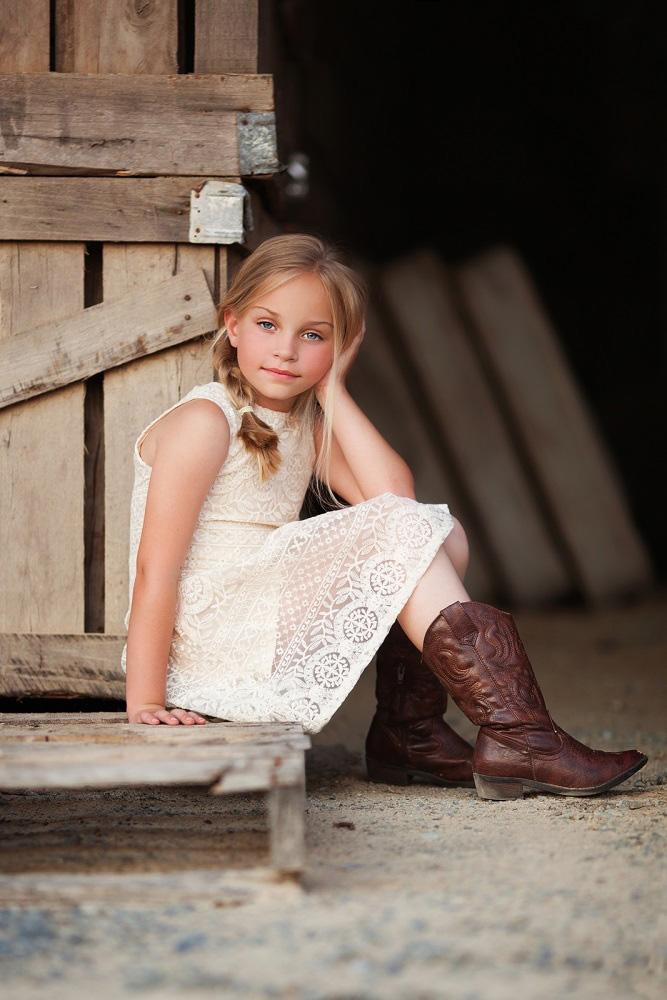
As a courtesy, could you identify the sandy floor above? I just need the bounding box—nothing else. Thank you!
[1,592,666,999]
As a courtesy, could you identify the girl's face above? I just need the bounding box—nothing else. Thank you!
[224,272,334,412]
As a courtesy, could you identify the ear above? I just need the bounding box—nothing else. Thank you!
[224,307,239,347]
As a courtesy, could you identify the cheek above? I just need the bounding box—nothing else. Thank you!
[304,344,333,378]
[236,328,262,359]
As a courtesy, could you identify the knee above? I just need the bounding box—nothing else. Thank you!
[444,516,469,575]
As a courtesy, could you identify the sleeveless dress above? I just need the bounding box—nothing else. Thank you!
[120,380,455,734]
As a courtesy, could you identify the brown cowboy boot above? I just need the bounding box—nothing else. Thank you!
[365,620,475,787]
[421,600,648,799]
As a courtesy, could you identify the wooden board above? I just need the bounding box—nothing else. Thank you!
[0,4,89,638]
[380,249,571,607]
[54,0,179,74]
[0,713,310,876]
[0,633,126,699]
[196,0,260,73]
[0,268,218,408]
[0,72,275,175]
[0,1,49,73]
[0,868,303,908]
[0,176,250,243]
[455,247,654,604]
[0,244,86,632]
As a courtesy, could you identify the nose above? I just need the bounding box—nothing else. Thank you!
[273,331,298,361]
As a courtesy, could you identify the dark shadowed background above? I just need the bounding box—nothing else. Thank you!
[258,0,665,577]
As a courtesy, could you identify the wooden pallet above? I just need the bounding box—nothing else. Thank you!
[0,712,311,883]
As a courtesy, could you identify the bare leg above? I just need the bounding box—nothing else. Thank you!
[397,520,471,652]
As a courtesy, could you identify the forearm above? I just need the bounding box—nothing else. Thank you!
[326,385,415,499]
[125,571,179,713]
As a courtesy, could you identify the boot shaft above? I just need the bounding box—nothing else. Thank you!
[375,620,447,723]
[421,600,550,728]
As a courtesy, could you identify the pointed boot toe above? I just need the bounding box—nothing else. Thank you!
[421,600,650,800]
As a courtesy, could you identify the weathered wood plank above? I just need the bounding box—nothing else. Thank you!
[0,868,302,907]
[455,247,654,604]
[268,777,306,873]
[0,1,50,74]
[0,244,86,632]
[0,634,126,698]
[55,0,179,74]
[0,712,310,748]
[0,743,306,791]
[380,249,571,607]
[196,0,259,73]
[0,268,217,408]
[0,176,249,242]
[0,72,275,175]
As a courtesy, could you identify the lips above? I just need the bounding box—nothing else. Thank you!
[264,368,298,377]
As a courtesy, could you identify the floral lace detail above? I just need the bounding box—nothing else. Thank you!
[121,382,455,734]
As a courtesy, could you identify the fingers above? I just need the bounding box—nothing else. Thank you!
[170,708,207,725]
[136,708,208,725]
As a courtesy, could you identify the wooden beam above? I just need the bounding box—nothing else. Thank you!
[54,0,179,74]
[0,268,217,408]
[380,249,571,607]
[0,869,302,908]
[0,72,276,175]
[0,1,50,72]
[456,247,654,604]
[0,634,126,699]
[196,0,260,73]
[0,176,270,243]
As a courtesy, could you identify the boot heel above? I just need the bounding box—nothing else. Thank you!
[473,773,525,800]
[365,757,412,786]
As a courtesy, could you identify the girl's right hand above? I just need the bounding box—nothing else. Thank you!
[128,704,207,725]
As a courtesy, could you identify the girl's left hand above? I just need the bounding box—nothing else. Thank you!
[315,320,365,401]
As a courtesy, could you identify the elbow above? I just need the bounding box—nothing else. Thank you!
[387,465,416,500]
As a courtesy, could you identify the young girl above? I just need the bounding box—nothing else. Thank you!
[121,234,647,800]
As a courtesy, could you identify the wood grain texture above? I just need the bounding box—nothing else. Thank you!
[0,243,86,631]
[0,633,127,698]
[0,268,218,407]
[196,0,260,73]
[0,712,311,876]
[55,0,179,74]
[0,176,257,242]
[0,72,275,175]
[0,0,50,73]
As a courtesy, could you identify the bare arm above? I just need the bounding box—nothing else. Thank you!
[125,400,231,724]
[317,387,415,501]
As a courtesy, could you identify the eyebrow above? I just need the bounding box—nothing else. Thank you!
[252,305,333,328]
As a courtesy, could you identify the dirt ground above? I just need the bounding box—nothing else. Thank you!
[1,592,666,999]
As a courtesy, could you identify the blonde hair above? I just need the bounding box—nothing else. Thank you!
[208,233,367,511]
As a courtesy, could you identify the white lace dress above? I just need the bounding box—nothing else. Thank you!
[121,380,455,734]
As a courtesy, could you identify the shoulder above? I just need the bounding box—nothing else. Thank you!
[185,381,241,437]
[154,398,231,471]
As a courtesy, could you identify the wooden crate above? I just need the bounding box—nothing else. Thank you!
[0,712,311,883]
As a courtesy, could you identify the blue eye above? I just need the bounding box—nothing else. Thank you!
[257,320,322,341]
